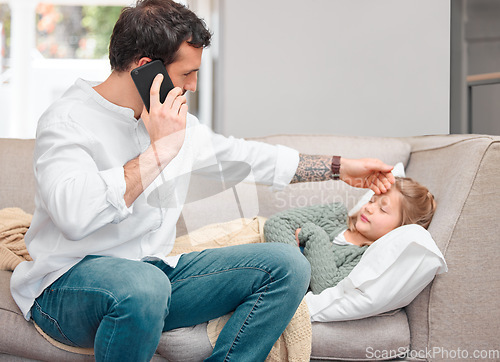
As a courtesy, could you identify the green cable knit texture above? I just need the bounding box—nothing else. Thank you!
[264,203,367,294]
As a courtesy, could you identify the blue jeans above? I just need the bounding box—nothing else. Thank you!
[31,243,310,361]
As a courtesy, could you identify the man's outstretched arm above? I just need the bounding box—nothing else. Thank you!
[291,154,395,194]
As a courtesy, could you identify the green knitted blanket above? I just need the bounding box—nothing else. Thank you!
[264,203,367,294]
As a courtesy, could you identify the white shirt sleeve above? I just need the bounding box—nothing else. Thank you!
[34,121,133,241]
[305,225,448,322]
[187,114,299,191]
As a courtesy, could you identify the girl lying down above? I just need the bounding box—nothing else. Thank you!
[263,177,437,295]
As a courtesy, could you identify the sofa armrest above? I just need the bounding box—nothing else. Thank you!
[403,135,500,357]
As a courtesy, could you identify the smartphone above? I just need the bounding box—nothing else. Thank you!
[131,59,175,113]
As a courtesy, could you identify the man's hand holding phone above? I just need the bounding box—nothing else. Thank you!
[130,59,187,166]
[142,73,187,163]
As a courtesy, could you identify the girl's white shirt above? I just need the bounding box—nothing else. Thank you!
[305,224,447,322]
[332,229,350,246]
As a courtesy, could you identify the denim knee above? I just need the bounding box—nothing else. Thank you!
[106,261,171,329]
[264,243,311,295]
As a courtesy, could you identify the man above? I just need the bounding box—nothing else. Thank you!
[11,1,394,361]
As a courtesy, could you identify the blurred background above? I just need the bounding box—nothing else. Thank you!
[0,0,497,139]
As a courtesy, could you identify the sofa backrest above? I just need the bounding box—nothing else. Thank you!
[178,134,412,235]
[0,138,36,213]
[0,135,413,236]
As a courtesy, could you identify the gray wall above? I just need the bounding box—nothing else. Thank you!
[215,0,450,139]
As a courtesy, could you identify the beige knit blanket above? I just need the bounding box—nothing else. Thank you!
[0,207,32,271]
[170,217,312,362]
[0,210,311,360]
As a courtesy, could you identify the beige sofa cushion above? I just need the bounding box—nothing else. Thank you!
[311,310,410,360]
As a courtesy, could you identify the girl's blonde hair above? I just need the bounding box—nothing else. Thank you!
[349,177,437,232]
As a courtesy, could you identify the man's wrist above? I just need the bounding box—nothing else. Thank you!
[331,155,341,180]
[150,137,182,168]
[151,143,162,168]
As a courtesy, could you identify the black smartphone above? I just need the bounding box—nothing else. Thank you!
[131,59,175,113]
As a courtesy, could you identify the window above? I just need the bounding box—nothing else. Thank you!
[36,4,122,59]
[0,3,10,74]
[1,2,126,138]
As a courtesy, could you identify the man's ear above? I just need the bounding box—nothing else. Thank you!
[134,57,153,69]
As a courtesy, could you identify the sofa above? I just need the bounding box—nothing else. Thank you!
[1,133,499,361]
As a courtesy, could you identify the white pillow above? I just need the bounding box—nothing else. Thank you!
[305,224,447,322]
[348,162,405,217]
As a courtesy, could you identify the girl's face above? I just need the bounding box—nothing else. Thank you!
[355,188,403,242]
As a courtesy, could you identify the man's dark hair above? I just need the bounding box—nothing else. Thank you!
[109,0,212,72]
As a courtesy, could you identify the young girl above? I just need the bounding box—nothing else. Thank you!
[264,177,436,294]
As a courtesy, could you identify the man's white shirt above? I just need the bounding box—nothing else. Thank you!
[11,79,299,320]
